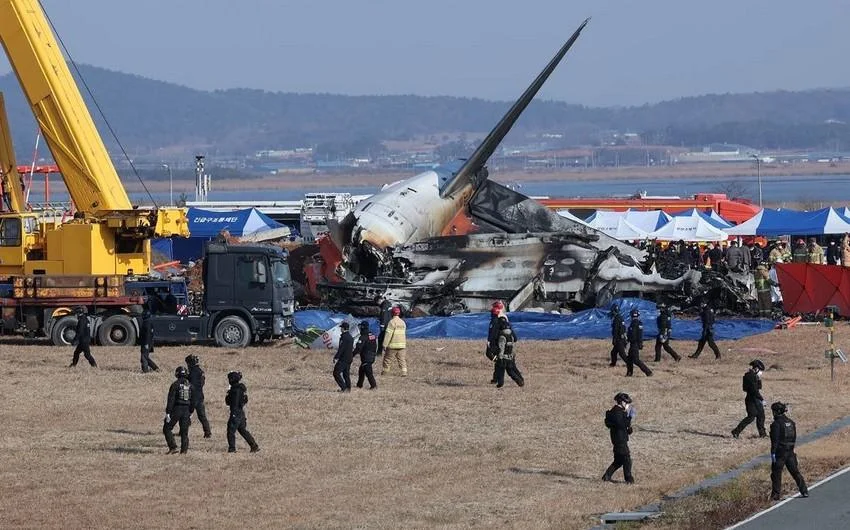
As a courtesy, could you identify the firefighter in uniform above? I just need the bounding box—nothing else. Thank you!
[69,306,97,368]
[354,321,378,389]
[226,371,259,453]
[792,239,808,263]
[754,263,773,318]
[602,392,635,484]
[138,309,159,373]
[732,359,767,439]
[186,354,212,437]
[163,366,193,454]
[769,402,808,500]
[381,307,408,376]
[626,309,653,377]
[654,303,681,362]
[689,302,722,359]
[609,305,628,367]
[492,313,524,388]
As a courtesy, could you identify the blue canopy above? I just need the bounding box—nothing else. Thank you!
[186,207,281,237]
[171,207,283,263]
[294,299,775,342]
[673,208,732,229]
[727,207,850,236]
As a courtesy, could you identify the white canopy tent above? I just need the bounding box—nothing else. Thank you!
[649,210,728,241]
[555,209,590,225]
[583,211,650,240]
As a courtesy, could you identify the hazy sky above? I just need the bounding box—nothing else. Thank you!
[1,0,848,106]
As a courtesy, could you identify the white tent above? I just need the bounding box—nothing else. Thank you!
[584,212,649,240]
[622,209,673,233]
[649,210,728,241]
[555,209,590,225]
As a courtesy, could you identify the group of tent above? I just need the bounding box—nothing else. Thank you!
[558,207,850,241]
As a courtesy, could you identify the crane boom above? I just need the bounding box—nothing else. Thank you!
[0,0,187,276]
[0,93,27,213]
[0,0,131,215]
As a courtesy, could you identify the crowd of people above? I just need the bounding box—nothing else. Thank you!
[63,289,810,502]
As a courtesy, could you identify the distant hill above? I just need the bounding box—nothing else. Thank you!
[2,64,850,158]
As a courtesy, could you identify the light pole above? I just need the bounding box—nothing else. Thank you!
[750,154,762,207]
[162,163,173,206]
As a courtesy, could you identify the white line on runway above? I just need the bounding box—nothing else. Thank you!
[725,464,850,529]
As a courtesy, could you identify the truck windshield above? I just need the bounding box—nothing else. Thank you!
[272,260,291,283]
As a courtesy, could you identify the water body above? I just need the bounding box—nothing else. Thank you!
[25,174,850,206]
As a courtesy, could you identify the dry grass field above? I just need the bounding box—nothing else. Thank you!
[2,324,850,529]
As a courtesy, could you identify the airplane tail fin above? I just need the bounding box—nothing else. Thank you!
[439,18,590,199]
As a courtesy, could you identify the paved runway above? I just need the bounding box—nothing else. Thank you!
[730,466,850,530]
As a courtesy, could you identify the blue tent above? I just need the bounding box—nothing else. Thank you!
[727,208,850,236]
[172,207,283,262]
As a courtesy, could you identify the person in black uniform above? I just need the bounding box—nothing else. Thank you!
[69,306,97,368]
[138,309,159,373]
[488,301,506,383]
[609,305,628,367]
[689,301,722,359]
[626,309,653,377]
[354,320,377,389]
[769,402,808,500]
[732,359,767,439]
[654,303,681,362]
[376,295,392,356]
[226,371,259,453]
[492,313,524,388]
[333,321,354,392]
[163,366,193,454]
[186,354,212,438]
[602,392,635,484]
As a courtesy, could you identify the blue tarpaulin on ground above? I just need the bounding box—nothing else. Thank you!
[294,299,776,341]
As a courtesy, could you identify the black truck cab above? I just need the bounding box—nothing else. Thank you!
[150,241,294,347]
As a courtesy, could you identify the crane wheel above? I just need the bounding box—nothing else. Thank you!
[214,316,251,348]
[50,315,79,346]
[98,314,138,346]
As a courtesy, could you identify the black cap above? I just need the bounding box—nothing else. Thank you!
[749,359,765,371]
[614,392,632,404]
[771,402,787,415]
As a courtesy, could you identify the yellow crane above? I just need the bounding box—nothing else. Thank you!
[0,0,188,278]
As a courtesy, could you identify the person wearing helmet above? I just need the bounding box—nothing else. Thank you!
[754,262,774,318]
[731,360,767,439]
[163,366,194,454]
[491,311,524,388]
[654,303,681,363]
[689,301,721,360]
[355,321,378,389]
[769,402,808,500]
[626,309,652,377]
[375,294,393,356]
[69,306,97,368]
[381,306,408,376]
[602,392,635,484]
[791,239,808,263]
[185,355,212,437]
[138,309,159,373]
[333,322,355,392]
[608,305,629,367]
[225,371,259,453]
[807,237,824,264]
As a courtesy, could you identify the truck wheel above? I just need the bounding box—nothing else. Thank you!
[51,315,78,346]
[98,314,138,346]
[214,316,251,348]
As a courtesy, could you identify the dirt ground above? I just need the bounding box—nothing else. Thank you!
[1,323,849,529]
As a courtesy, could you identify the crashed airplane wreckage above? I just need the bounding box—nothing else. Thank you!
[303,19,751,316]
